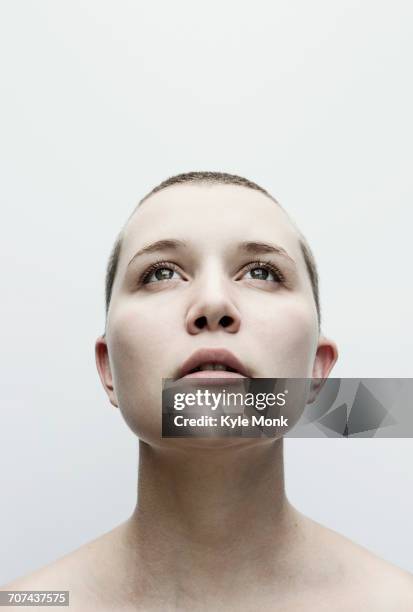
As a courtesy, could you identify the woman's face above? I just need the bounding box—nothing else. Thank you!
[96,184,337,444]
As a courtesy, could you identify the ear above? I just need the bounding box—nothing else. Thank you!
[308,333,338,403]
[95,335,119,408]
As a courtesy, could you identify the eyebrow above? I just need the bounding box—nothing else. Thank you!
[237,241,296,265]
[127,239,188,267]
[127,239,296,268]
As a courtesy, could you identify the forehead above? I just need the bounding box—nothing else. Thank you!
[121,184,302,265]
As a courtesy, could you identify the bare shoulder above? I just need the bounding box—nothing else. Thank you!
[351,551,413,612]
[297,510,413,611]
[1,524,127,611]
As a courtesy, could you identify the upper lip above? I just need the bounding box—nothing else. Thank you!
[177,348,251,379]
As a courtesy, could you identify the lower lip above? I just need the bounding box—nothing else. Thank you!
[182,371,247,379]
[174,372,248,387]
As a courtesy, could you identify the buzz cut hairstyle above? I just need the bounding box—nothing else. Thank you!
[104,171,321,327]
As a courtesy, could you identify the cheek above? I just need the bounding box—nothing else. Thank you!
[109,300,180,369]
[245,295,317,377]
[106,301,180,442]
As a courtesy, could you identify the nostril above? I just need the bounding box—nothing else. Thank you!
[195,316,207,330]
[220,315,233,328]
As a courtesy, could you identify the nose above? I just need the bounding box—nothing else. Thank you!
[185,267,241,335]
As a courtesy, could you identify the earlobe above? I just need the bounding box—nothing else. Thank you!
[95,335,119,408]
[308,334,339,403]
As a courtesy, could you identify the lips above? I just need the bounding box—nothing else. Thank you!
[177,348,251,380]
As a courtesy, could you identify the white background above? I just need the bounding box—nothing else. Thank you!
[1,0,412,583]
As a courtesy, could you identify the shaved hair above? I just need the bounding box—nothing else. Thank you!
[104,171,321,326]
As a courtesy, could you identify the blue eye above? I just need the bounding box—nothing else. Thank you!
[141,262,182,284]
[242,262,284,283]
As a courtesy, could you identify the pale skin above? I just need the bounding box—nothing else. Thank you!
[3,185,413,611]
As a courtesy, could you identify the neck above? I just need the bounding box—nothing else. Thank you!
[120,438,309,605]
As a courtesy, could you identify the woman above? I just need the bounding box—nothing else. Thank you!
[4,172,413,610]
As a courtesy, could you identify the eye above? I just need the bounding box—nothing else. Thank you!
[140,261,183,285]
[242,261,285,283]
[138,259,285,286]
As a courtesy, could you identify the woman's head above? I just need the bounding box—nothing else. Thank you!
[95,172,338,444]
[104,172,321,324]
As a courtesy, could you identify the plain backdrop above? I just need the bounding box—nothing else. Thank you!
[1,0,412,583]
